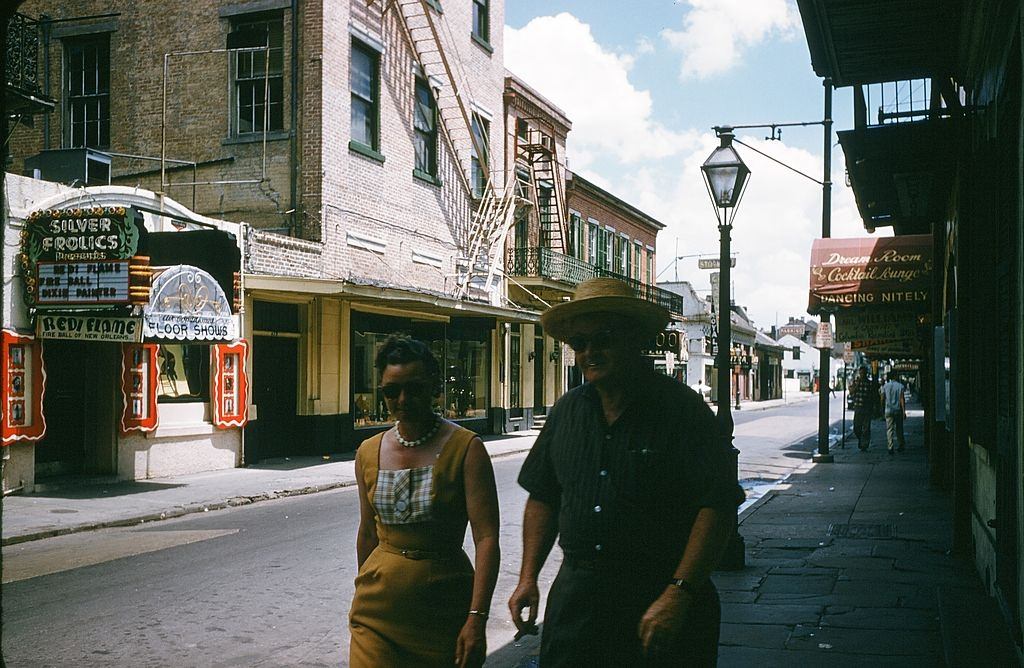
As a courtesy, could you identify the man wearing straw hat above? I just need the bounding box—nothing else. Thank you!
[508,277,743,666]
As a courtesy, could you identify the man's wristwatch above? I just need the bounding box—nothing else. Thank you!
[668,578,701,596]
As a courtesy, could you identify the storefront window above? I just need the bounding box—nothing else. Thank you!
[157,344,210,402]
[351,317,492,428]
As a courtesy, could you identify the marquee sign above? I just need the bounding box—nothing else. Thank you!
[36,314,142,343]
[143,265,237,341]
[20,206,146,308]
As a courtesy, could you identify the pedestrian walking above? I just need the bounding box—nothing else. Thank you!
[350,335,499,668]
[850,367,875,451]
[879,373,907,454]
[508,277,744,667]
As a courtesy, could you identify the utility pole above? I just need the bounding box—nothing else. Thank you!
[814,78,834,463]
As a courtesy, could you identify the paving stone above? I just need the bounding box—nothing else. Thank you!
[718,646,922,668]
[722,602,822,626]
[745,556,809,569]
[757,573,835,595]
[745,548,815,561]
[717,590,758,604]
[719,622,792,649]
[711,573,766,591]
[758,537,832,550]
[787,624,939,656]
[836,566,958,585]
[759,592,901,608]
[809,555,894,569]
[898,591,940,610]
[820,606,939,631]
[832,580,928,598]
[769,566,838,576]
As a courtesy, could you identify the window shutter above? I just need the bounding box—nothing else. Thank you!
[121,343,159,434]
[1,330,46,444]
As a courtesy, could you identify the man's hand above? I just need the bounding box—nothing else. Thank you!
[508,579,540,634]
[454,615,487,668]
[638,587,692,658]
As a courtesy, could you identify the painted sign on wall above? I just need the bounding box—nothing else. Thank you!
[37,315,142,343]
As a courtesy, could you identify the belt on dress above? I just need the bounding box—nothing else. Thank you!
[378,542,462,561]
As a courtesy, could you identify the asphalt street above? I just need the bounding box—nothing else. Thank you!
[1,396,841,667]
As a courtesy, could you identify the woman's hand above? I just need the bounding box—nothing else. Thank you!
[454,615,487,667]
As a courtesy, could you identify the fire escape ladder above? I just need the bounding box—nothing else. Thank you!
[516,124,568,256]
[394,0,509,300]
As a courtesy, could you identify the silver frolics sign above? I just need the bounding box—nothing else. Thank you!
[143,265,237,341]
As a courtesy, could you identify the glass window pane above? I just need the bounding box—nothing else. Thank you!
[351,98,372,146]
[158,344,211,402]
[351,46,374,100]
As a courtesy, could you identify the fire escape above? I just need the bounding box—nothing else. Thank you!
[5,13,56,128]
[514,122,568,255]
[393,0,517,302]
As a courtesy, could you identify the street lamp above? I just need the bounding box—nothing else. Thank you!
[701,127,749,570]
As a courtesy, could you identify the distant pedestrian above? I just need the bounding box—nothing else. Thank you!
[508,277,743,667]
[879,373,907,454]
[850,367,875,451]
[350,335,500,668]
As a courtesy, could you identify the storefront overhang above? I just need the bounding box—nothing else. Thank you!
[796,0,961,87]
[245,275,540,323]
[838,120,957,235]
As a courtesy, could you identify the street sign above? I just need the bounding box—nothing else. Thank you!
[698,258,736,269]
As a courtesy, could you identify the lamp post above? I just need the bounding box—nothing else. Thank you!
[701,128,750,571]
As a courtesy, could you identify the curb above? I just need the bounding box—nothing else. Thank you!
[2,446,539,547]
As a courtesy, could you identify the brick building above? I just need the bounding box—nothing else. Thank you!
[4,0,675,476]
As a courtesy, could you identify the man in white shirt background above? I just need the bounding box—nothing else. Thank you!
[879,374,907,455]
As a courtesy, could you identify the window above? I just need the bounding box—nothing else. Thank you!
[587,221,598,264]
[471,112,490,196]
[472,0,490,44]
[646,249,654,284]
[351,40,380,151]
[157,344,211,403]
[413,78,438,177]
[509,324,522,413]
[229,14,284,135]
[65,35,110,148]
[514,208,528,248]
[623,237,632,277]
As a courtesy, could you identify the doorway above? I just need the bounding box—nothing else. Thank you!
[248,335,299,462]
[36,341,117,479]
[533,329,545,416]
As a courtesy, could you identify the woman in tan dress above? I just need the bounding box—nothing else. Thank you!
[350,336,500,668]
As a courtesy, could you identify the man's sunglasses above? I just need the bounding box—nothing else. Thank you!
[565,329,618,353]
[381,381,432,399]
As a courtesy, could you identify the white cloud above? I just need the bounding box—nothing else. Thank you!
[662,0,798,79]
[608,133,866,329]
[504,14,698,167]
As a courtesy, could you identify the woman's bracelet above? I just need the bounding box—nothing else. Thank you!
[467,610,489,619]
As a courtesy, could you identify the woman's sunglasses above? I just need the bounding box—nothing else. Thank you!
[565,329,618,353]
[381,381,432,399]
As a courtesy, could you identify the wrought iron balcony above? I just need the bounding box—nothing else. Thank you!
[506,246,684,315]
[6,13,53,116]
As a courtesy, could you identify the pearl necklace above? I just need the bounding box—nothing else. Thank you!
[395,415,442,448]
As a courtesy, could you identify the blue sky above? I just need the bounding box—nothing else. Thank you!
[503,0,870,331]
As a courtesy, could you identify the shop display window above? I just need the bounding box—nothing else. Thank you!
[157,343,210,402]
[351,323,491,428]
[212,340,248,428]
[121,343,158,433]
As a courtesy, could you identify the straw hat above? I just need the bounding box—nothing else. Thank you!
[541,277,670,341]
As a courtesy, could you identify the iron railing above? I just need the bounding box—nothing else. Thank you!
[507,246,684,314]
[7,13,43,96]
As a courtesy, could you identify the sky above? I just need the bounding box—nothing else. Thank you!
[503,0,877,331]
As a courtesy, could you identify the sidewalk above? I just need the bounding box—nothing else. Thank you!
[714,406,1003,666]
[1,431,539,546]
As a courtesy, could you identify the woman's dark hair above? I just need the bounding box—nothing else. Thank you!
[375,335,441,383]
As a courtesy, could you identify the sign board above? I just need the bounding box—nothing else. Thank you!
[21,206,145,308]
[851,338,920,355]
[37,315,142,343]
[807,235,932,314]
[698,258,736,269]
[143,265,237,341]
[36,260,130,305]
[842,344,855,364]
[815,322,834,349]
[649,329,683,356]
[835,311,917,342]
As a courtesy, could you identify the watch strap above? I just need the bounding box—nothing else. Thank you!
[668,578,701,596]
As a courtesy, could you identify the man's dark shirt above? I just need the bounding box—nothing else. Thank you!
[850,378,875,410]
[518,372,744,573]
